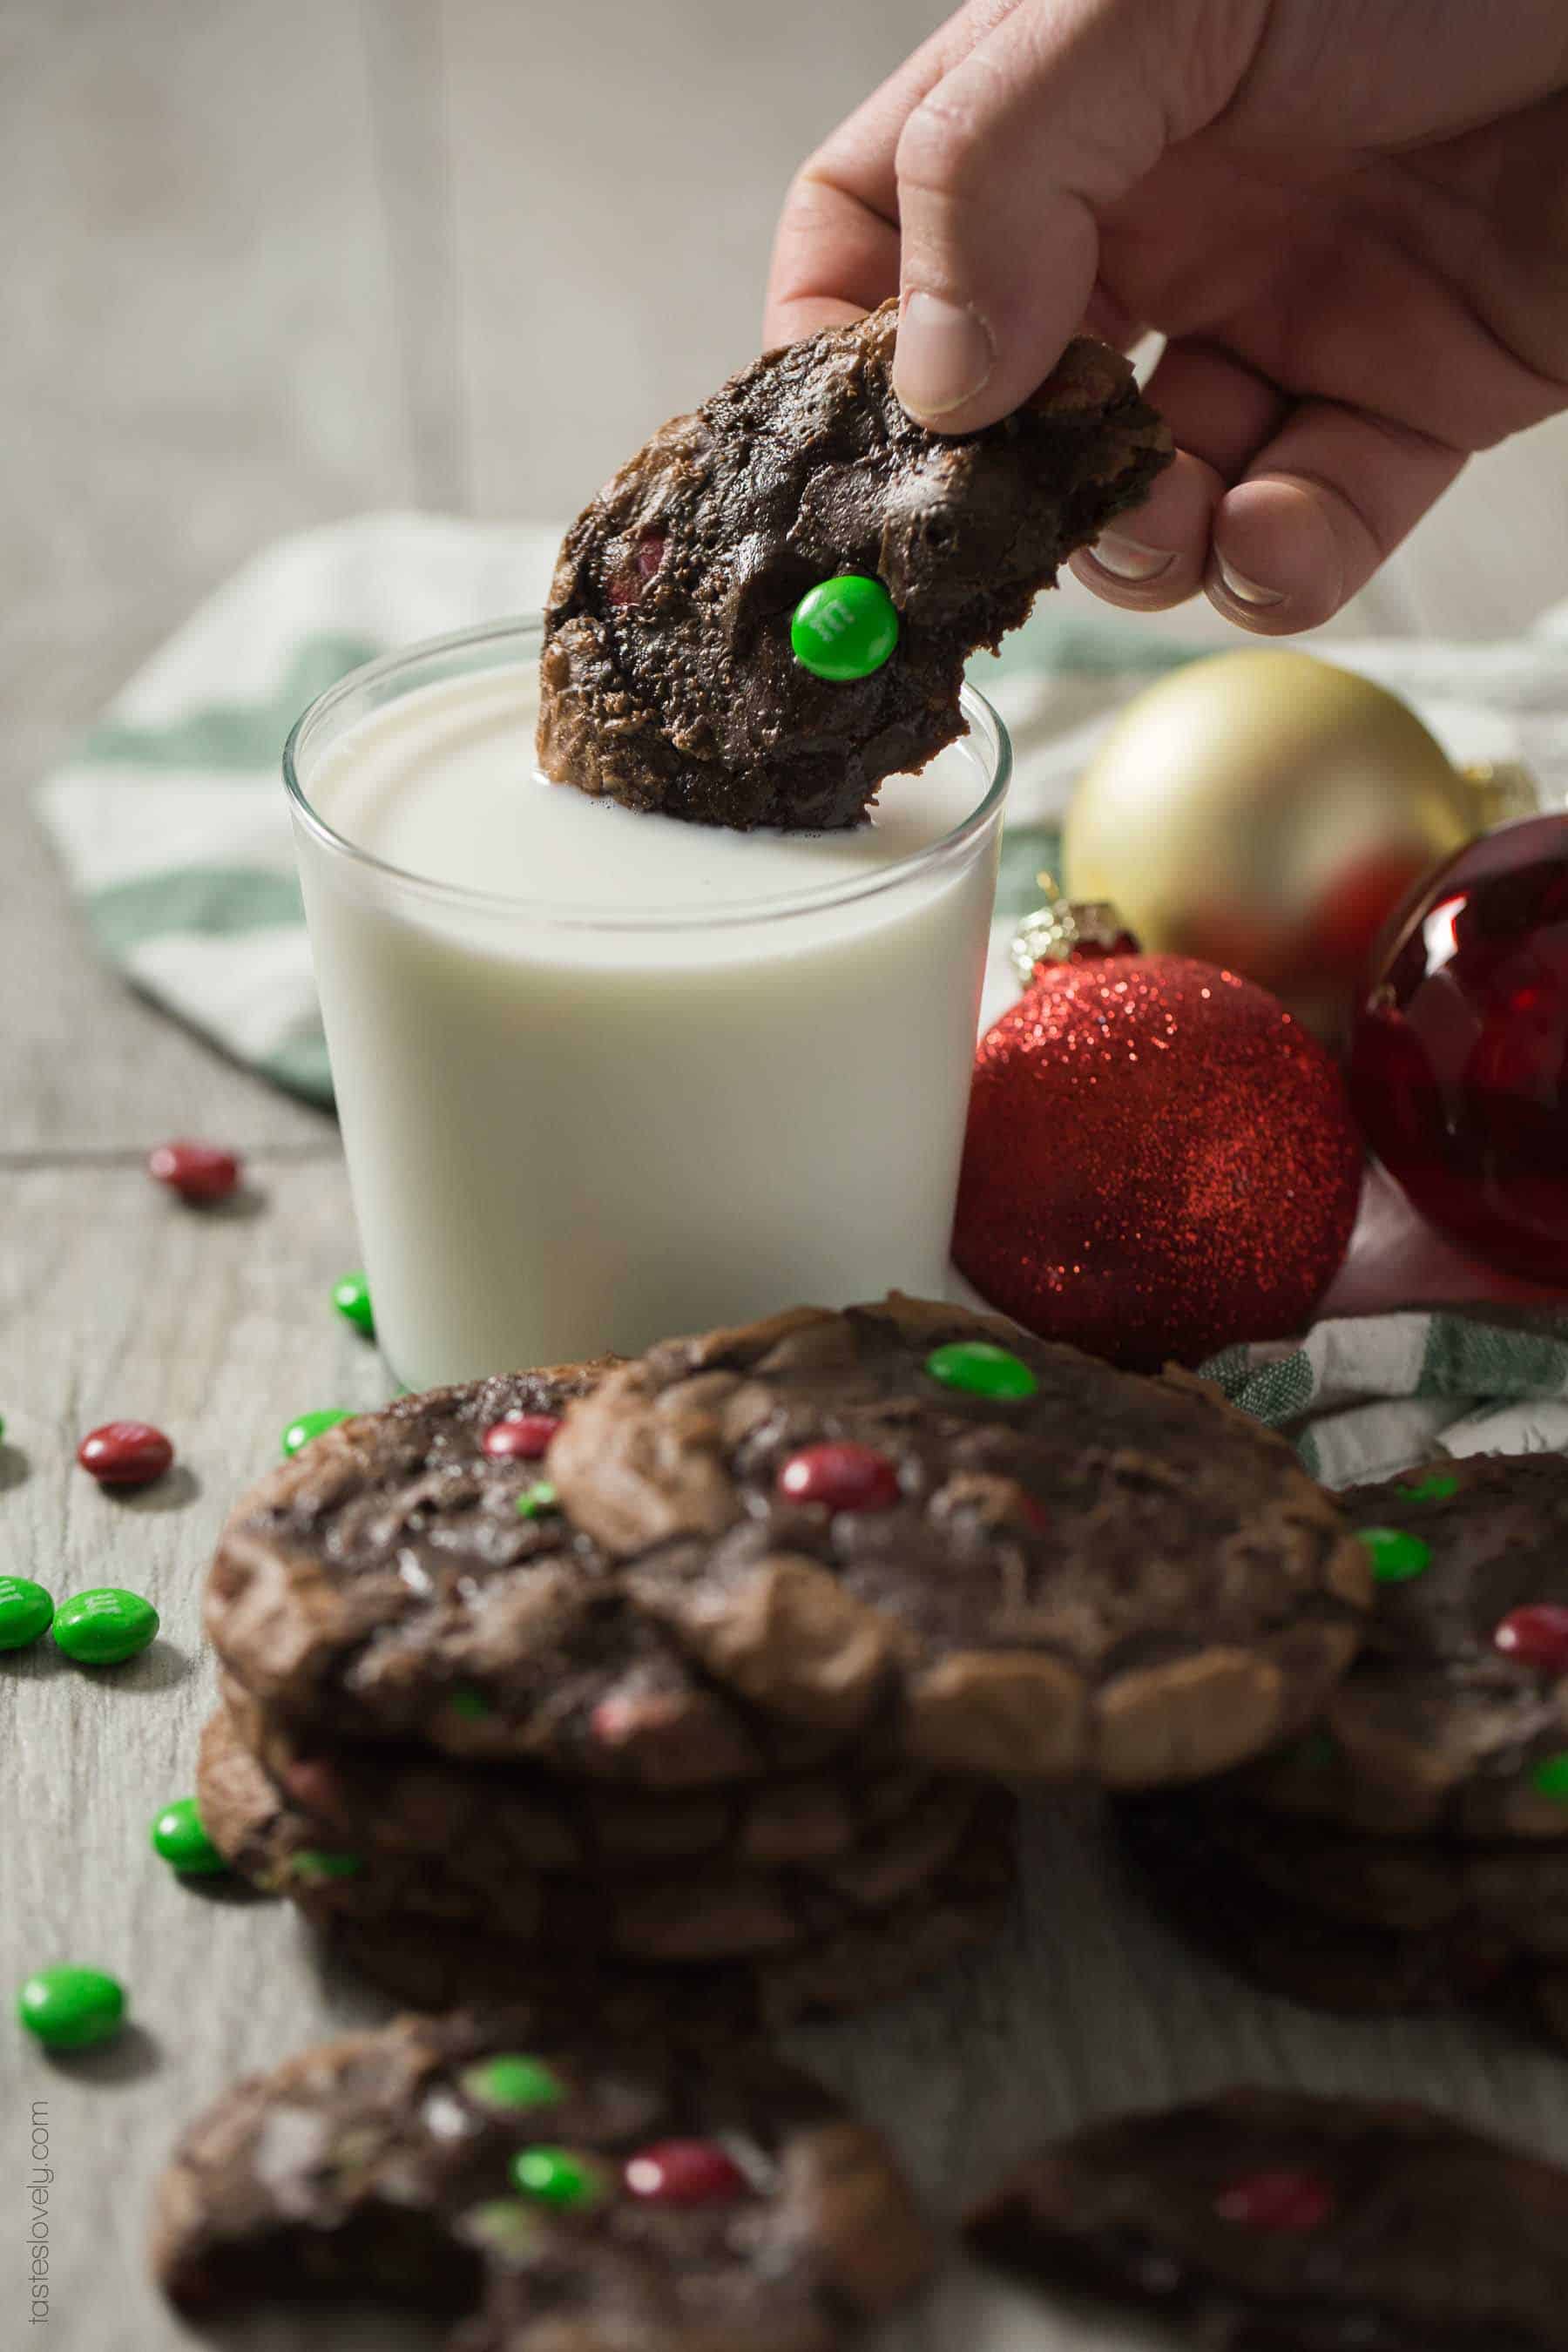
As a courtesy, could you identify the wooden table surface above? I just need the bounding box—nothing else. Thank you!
[4,7,1568,2350]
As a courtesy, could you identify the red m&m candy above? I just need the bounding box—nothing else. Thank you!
[1495,1605,1568,1675]
[1213,2169,1335,2231]
[147,1139,241,1205]
[483,1414,561,1462]
[77,1421,174,1489]
[623,2140,749,2206]
[777,1443,900,1512]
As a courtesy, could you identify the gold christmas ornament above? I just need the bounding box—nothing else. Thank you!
[1062,651,1532,1044]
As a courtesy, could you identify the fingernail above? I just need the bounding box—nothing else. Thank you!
[1214,553,1285,608]
[894,292,992,419]
[1087,532,1176,584]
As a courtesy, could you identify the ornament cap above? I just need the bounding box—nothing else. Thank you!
[1010,877,1138,988]
[1457,760,1540,829]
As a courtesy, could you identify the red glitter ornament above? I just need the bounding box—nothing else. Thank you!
[953,923,1362,1370]
[1495,1605,1568,1675]
[1349,814,1568,1277]
[1213,2168,1335,2232]
[777,1443,900,1512]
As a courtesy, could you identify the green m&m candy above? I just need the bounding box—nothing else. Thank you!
[1356,1527,1431,1586]
[509,2146,608,2212]
[0,1576,54,1651]
[281,1408,353,1459]
[150,1797,226,1876]
[790,575,899,682]
[1531,1752,1568,1805]
[287,1849,363,1883]
[1394,1471,1459,1504]
[52,1588,159,1666]
[924,1340,1039,1402]
[517,1482,558,1521]
[461,2054,565,2112]
[17,1966,125,2051]
[332,1274,375,1338]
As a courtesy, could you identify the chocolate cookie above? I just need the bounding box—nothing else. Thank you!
[1129,1785,1568,1958]
[322,1797,1016,2029]
[1242,1454,1568,1838]
[221,1672,933,1875]
[965,2089,1568,2350]
[197,1703,993,1964]
[153,2009,934,2349]
[537,301,1171,830]
[206,1363,844,1784]
[1118,1796,1514,2018]
[548,1296,1369,1787]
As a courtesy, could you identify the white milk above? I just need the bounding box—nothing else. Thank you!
[290,637,1006,1387]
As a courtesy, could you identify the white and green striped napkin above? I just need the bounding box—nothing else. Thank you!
[34,511,1568,1482]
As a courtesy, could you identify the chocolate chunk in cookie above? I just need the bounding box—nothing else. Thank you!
[966,2090,1568,2351]
[549,1296,1368,1787]
[154,2009,934,2349]
[206,1364,841,1784]
[538,302,1171,829]
[1243,1454,1568,1837]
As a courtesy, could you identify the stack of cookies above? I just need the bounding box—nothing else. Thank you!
[199,1295,1369,2023]
[1119,1452,1568,2042]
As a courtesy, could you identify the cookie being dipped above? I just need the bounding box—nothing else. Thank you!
[539,301,1171,829]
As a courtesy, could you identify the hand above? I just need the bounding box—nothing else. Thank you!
[765,0,1568,632]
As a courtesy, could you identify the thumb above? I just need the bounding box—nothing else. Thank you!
[892,0,1259,429]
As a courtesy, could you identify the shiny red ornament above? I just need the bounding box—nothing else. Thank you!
[777,1442,901,1512]
[1213,2168,1335,2232]
[1349,814,1568,1278]
[623,2139,750,2206]
[953,951,1362,1370]
[1494,1605,1568,1675]
[77,1420,175,1487]
[147,1139,241,1204]
[483,1413,560,1462]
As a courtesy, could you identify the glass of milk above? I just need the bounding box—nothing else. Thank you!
[285,616,1010,1389]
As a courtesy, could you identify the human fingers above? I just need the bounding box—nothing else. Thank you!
[889,0,1263,429]
[1137,338,1289,483]
[1069,336,1283,609]
[762,165,897,344]
[763,3,999,348]
[1206,402,1467,633]
[1069,447,1225,609]
[766,0,1265,422]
